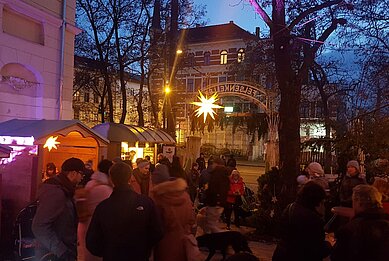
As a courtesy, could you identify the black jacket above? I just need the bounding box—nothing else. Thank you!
[339,174,365,207]
[86,185,163,261]
[331,208,389,261]
[205,166,230,207]
[32,174,77,260]
[273,203,331,261]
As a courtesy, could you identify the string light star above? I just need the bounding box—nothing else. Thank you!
[191,91,223,123]
[43,136,60,151]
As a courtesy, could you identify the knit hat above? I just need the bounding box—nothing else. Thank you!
[61,158,85,173]
[347,160,360,171]
[307,162,324,176]
[152,163,170,185]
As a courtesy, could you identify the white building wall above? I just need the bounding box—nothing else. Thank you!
[0,0,79,122]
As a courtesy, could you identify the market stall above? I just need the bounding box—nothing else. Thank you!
[93,122,175,164]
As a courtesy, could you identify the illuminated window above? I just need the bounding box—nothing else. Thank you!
[237,48,245,62]
[204,52,210,65]
[74,91,80,102]
[220,50,228,64]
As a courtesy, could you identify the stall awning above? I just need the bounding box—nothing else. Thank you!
[92,123,175,144]
[0,144,11,158]
[0,119,109,146]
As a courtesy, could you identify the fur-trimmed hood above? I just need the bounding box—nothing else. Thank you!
[151,178,189,206]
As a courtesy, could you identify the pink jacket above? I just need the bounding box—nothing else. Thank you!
[151,178,195,261]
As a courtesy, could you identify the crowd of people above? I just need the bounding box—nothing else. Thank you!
[31,153,256,261]
[31,154,389,261]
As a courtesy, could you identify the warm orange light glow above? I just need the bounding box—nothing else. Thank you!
[164,86,171,94]
[191,91,223,123]
[176,49,183,54]
[43,136,60,151]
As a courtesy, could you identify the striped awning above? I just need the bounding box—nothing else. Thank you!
[92,123,175,144]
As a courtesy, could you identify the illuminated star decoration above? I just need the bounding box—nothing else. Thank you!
[191,91,223,123]
[43,136,60,151]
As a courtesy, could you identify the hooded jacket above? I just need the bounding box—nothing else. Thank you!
[151,178,196,261]
[32,174,78,259]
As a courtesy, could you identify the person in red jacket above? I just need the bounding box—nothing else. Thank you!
[225,170,245,230]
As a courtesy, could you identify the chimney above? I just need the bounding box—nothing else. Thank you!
[255,27,260,38]
[229,21,234,24]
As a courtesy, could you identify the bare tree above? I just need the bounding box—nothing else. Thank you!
[245,0,352,202]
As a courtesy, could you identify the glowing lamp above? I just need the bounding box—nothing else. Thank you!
[191,91,223,123]
[176,49,183,54]
[43,136,60,151]
[164,86,171,94]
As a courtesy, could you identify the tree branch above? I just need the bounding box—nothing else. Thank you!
[298,18,347,81]
[246,0,273,28]
[288,0,343,31]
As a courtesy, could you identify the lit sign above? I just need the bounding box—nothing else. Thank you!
[224,106,233,113]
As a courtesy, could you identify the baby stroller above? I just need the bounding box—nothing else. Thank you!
[239,186,259,218]
[13,201,38,260]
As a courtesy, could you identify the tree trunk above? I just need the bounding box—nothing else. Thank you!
[272,0,300,204]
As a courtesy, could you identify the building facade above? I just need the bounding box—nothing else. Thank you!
[150,21,271,158]
[0,0,80,122]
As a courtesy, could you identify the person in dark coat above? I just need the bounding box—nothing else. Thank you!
[32,158,85,261]
[339,160,366,207]
[196,153,206,172]
[204,158,230,233]
[187,162,200,202]
[226,154,237,168]
[272,182,332,261]
[331,185,389,261]
[86,162,163,261]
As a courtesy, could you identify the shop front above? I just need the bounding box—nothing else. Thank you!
[93,122,175,164]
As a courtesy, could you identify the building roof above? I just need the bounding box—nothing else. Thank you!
[92,122,175,144]
[183,21,258,44]
[0,119,109,145]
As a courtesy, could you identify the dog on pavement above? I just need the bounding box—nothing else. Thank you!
[196,231,252,261]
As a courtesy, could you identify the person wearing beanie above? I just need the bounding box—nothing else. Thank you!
[151,177,198,261]
[151,163,170,185]
[130,159,153,196]
[339,160,366,207]
[306,162,329,190]
[32,157,85,261]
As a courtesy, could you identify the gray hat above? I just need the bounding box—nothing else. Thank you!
[347,160,360,171]
[307,162,324,176]
[152,163,170,185]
